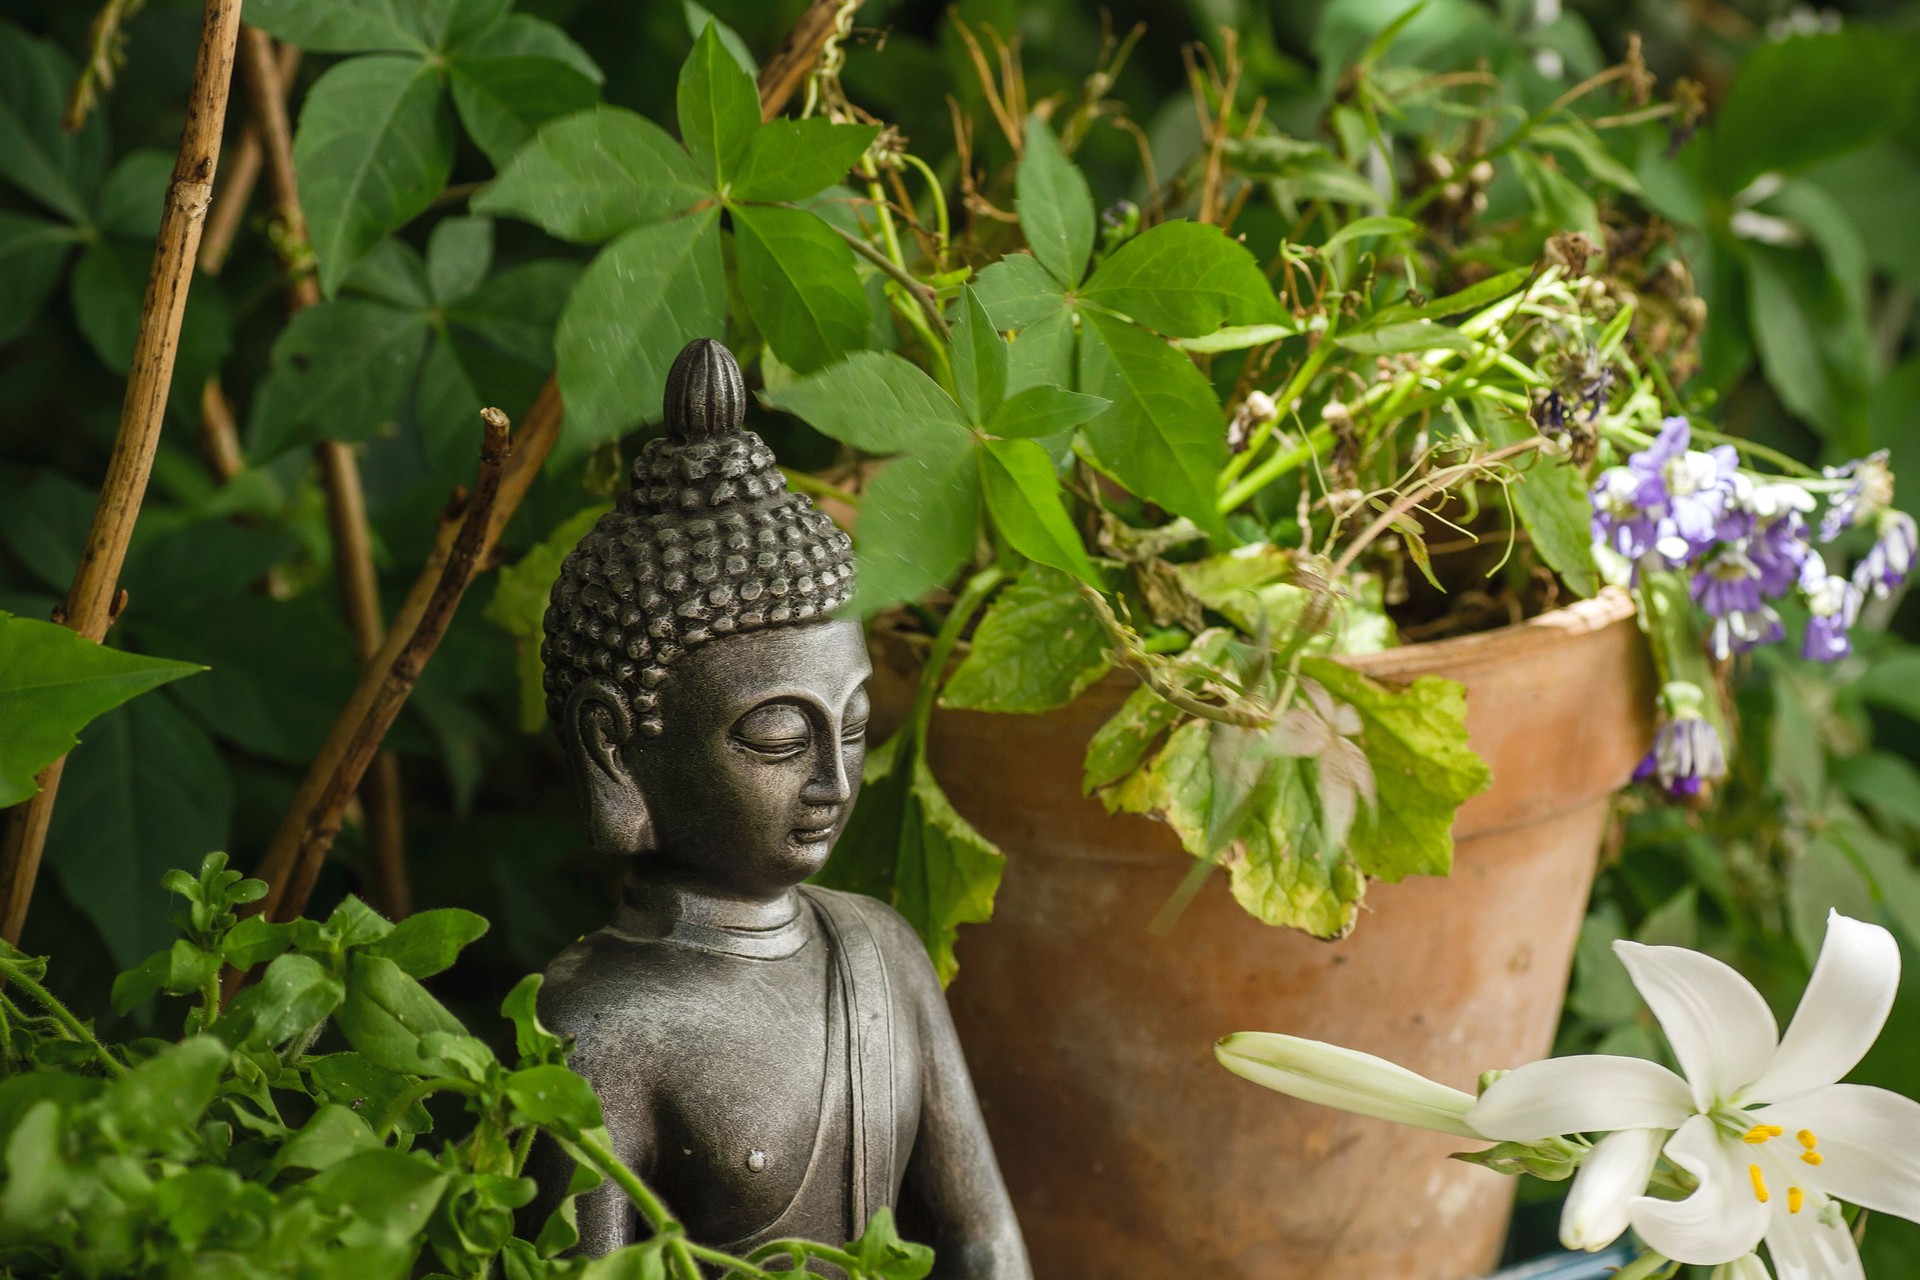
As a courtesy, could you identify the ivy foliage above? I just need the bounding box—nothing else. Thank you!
[0,854,935,1280]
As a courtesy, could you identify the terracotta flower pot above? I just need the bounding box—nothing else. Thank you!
[908,589,1656,1280]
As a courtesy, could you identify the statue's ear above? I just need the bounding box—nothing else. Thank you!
[563,679,652,856]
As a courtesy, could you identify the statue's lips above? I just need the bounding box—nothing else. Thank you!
[790,823,837,844]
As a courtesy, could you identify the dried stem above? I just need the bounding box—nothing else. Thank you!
[198,376,244,482]
[257,409,515,927]
[1326,437,1545,581]
[238,23,413,917]
[755,0,853,120]
[199,43,299,276]
[0,0,246,946]
[65,0,150,131]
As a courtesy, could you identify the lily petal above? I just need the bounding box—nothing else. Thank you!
[1764,1193,1864,1280]
[1629,1115,1770,1265]
[1469,1055,1694,1140]
[1615,940,1780,1110]
[1753,1083,1920,1223]
[1214,1033,1480,1138]
[1711,1256,1773,1280]
[1560,1127,1667,1251]
[1747,912,1900,1104]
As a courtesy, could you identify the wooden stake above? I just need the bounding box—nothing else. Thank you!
[757,0,850,119]
[0,0,246,946]
[237,23,414,917]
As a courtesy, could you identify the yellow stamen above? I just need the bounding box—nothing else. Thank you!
[1798,1129,1819,1150]
[1744,1124,1779,1144]
[1803,1152,1825,1167]
[1750,1164,1770,1204]
[1789,1187,1806,1215]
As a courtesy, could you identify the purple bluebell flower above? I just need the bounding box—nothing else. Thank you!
[1635,683,1727,799]
[1691,544,1765,617]
[1708,605,1785,660]
[1742,483,1816,597]
[1589,417,1739,572]
[1590,465,1664,563]
[1854,509,1917,599]
[1800,554,1861,663]
[1655,440,1742,563]
[1818,450,1894,542]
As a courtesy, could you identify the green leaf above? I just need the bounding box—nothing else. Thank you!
[476,106,706,243]
[0,25,107,222]
[295,55,454,296]
[555,208,726,464]
[221,953,346,1047]
[980,439,1098,585]
[110,939,219,1014]
[249,297,431,460]
[1076,310,1229,537]
[1083,630,1234,792]
[678,22,760,187]
[1302,658,1490,881]
[1530,122,1644,196]
[0,613,200,807]
[971,254,1068,331]
[486,504,611,731]
[298,1149,450,1249]
[942,566,1112,714]
[763,350,971,453]
[1364,266,1531,327]
[1016,116,1095,287]
[425,215,492,304]
[96,1036,228,1148]
[950,287,1009,424]
[1226,755,1362,938]
[1512,150,1599,241]
[505,1064,604,1136]
[365,908,489,978]
[1081,220,1281,338]
[94,148,172,238]
[984,384,1108,441]
[847,1207,935,1280]
[733,119,879,203]
[336,953,467,1075]
[820,732,1005,983]
[70,237,231,389]
[244,0,436,53]
[849,441,981,615]
[1483,409,1597,597]
[502,973,570,1067]
[1747,241,1871,443]
[1334,322,1478,356]
[273,1105,380,1176]
[0,213,73,343]
[731,204,869,373]
[448,19,604,168]
[1321,214,1417,257]
[1174,322,1298,354]
[683,2,757,75]
[1006,305,1077,395]
[1712,30,1913,193]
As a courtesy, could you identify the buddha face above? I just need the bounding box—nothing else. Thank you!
[615,619,871,899]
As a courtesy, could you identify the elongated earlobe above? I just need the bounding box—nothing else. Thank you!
[564,678,653,855]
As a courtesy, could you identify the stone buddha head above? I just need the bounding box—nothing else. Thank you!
[541,339,871,901]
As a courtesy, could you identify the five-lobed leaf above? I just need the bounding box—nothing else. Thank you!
[555,209,726,465]
[0,613,202,808]
[984,385,1107,441]
[949,288,1009,424]
[970,253,1068,332]
[1016,116,1095,288]
[295,55,454,295]
[446,15,604,167]
[979,439,1100,586]
[732,119,879,203]
[475,107,707,244]
[847,443,981,616]
[731,203,870,374]
[762,348,971,453]
[1080,220,1282,338]
[677,21,760,188]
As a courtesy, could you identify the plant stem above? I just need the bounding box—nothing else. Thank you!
[911,567,1008,729]
[1327,437,1545,580]
[510,1124,537,1176]
[779,467,859,508]
[374,1077,480,1139]
[897,152,952,260]
[569,1130,678,1237]
[1,962,127,1077]
[0,0,247,947]
[753,0,851,120]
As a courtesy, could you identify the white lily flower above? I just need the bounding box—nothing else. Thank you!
[1714,1255,1774,1280]
[1471,911,1911,1278]
[1215,1032,1480,1139]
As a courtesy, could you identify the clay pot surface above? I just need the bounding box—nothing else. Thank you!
[902,589,1655,1280]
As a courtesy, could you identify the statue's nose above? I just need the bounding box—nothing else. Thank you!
[800,736,852,808]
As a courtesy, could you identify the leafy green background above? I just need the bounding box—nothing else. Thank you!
[6,0,1920,1271]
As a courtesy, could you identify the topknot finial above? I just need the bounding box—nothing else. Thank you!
[663,338,745,443]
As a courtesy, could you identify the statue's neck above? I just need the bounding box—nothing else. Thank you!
[612,870,812,959]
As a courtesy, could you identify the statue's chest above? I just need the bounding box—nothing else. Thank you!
[639,948,923,1246]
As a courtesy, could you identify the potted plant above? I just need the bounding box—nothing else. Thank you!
[453,9,1920,1278]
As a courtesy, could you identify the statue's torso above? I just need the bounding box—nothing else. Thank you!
[539,888,925,1252]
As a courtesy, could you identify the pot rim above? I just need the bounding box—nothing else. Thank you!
[1339,586,1638,680]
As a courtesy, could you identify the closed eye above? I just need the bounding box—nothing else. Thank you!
[732,702,812,758]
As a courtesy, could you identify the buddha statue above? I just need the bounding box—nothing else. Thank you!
[525,338,1031,1277]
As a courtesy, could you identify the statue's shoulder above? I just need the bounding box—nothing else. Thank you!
[534,928,691,1047]
[800,886,941,992]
